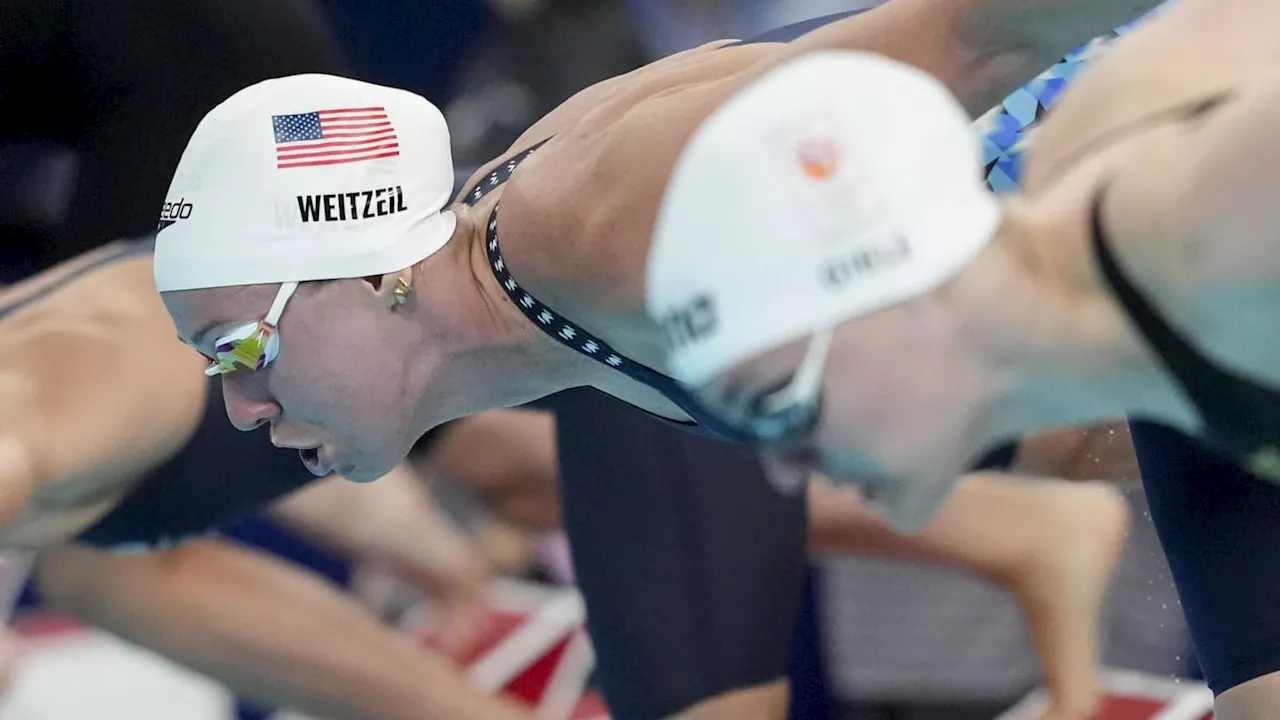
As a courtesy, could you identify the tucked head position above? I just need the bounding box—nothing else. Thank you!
[649,0,1280,531]
[157,0,1155,487]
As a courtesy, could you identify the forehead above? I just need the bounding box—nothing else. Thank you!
[162,284,275,336]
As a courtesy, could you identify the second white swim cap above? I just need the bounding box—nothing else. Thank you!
[646,51,1000,385]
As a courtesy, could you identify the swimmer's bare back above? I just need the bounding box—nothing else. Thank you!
[0,242,206,544]
[1008,0,1280,411]
[451,0,1165,421]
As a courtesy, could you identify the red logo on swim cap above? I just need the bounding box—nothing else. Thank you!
[796,137,840,181]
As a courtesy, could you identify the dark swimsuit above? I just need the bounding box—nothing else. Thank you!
[1079,90,1280,695]
[1054,88,1280,475]
[1091,179,1280,481]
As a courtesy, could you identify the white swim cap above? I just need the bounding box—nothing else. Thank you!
[154,74,456,292]
[646,51,1000,386]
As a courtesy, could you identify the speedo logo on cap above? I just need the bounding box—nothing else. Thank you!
[296,186,407,223]
[157,198,194,230]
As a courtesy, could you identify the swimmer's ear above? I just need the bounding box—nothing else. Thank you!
[361,270,414,309]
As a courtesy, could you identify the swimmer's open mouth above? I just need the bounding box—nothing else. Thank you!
[300,447,322,474]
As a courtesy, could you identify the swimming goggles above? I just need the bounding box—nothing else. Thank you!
[202,281,298,376]
[741,328,832,446]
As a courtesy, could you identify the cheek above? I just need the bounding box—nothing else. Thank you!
[813,376,920,486]
[161,295,199,336]
[816,372,879,452]
[268,332,357,417]
[296,332,408,428]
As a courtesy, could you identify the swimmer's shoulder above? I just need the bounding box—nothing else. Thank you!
[1022,0,1280,193]
[0,244,203,410]
[454,40,757,203]
[0,248,169,338]
[512,40,768,154]
[0,256,208,516]
[1014,1,1280,393]
[487,40,779,307]
[1013,0,1280,305]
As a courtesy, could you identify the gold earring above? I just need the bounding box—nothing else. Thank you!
[393,276,412,305]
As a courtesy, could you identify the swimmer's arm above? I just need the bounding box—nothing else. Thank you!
[0,280,207,500]
[267,465,477,574]
[34,540,532,720]
[267,465,489,619]
[504,0,1157,169]
[1011,423,1139,480]
[769,0,1163,116]
[524,0,1161,284]
[424,411,562,532]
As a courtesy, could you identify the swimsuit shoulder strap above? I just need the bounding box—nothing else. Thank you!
[1090,183,1280,479]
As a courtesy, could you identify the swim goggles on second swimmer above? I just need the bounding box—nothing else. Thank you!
[202,281,299,376]
[741,328,833,447]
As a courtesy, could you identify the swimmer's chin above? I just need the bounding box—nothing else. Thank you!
[882,507,936,534]
[878,485,955,535]
[333,460,394,484]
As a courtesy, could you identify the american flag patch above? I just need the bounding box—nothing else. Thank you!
[272,106,399,169]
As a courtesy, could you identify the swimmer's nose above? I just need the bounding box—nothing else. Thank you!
[221,375,280,432]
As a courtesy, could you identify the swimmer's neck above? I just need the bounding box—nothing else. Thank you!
[976,349,1201,450]
[405,203,584,430]
[959,203,1201,445]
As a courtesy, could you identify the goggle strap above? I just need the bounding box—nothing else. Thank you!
[759,328,833,416]
[265,282,299,326]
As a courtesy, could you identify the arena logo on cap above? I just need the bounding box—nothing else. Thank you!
[657,293,719,351]
[296,186,408,223]
[157,197,194,230]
